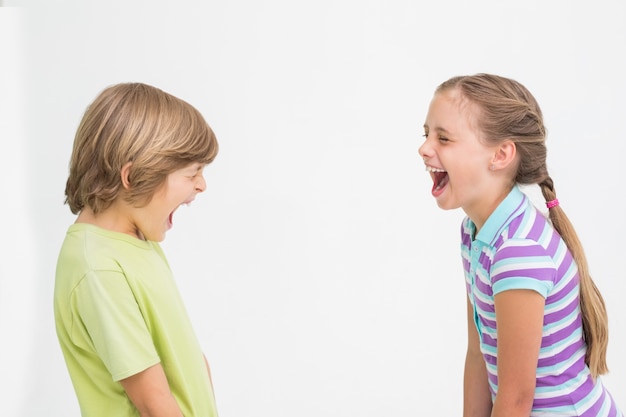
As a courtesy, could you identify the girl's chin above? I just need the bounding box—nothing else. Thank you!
[434,194,458,211]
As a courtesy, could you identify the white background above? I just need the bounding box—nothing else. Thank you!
[1,1,625,415]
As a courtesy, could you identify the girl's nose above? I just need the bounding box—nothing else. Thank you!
[418,141,431,161]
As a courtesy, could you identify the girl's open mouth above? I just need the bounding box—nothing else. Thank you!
[433,171,449,192]
[426,165,449,197]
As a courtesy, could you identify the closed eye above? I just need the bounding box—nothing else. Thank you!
[424,132,450,143]
[188,164,206,177]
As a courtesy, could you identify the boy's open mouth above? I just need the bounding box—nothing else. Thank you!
[168,211,175,228]
[168,200,194,229]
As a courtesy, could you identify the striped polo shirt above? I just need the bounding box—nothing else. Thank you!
[461,185,623,416]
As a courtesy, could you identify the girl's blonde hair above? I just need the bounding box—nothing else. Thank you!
[65,82,218,215]
[438,73,609,377]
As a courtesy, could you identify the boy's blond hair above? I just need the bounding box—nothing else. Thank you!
[65,82,218,214]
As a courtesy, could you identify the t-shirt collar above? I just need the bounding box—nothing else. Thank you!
[474,185,527,246]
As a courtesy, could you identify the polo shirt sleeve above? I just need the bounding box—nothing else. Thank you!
[491,238,557,297]
[71,270,161,381]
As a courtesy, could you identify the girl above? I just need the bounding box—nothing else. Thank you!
[418,73,623,416]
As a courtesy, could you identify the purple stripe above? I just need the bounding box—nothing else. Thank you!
[462,258,470,269]
[533,372,594,408]
[545,232,560,256]
[556,251,575,275]
[544,316,584,345]
[496,242,549,258]
[544,297,579,324]
[537,340,585,368]
[580,389,610,417]
[474,277,494,299]
[526,215,547,241]
[536,359,587,388]
[492,266,555,283]
[474,299,494,317]
[607,396,618,416]
[546,272,578,304]
[481,332,498,349]
[479,317,497,334]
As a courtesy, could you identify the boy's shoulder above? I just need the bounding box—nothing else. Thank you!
[60,223,166,273]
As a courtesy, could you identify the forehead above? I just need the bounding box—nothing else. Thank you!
[425,89,480,133]
[177,162,205,172]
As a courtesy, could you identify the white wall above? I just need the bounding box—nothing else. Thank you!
[2,1,625,415]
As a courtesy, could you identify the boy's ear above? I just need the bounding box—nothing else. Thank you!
[120,162,133,190]
[491,140,517,170]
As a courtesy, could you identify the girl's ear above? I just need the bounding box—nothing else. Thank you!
[491,140,517,170]
[120,162,133,190]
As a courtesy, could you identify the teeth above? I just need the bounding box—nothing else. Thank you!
[425,165,446,173]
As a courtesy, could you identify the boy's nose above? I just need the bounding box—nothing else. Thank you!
[196,175,207,193]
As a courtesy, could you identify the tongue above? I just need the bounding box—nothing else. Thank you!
[432,172,449,196]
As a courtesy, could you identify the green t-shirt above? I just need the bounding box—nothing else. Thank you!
[54,223,218,417]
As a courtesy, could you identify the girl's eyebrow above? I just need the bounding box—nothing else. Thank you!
[424,123,451,134]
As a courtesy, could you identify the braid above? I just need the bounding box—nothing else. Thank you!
[539,176,555,201]
[540,175,609,377]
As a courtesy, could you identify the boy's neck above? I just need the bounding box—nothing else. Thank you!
[76,205,145,240]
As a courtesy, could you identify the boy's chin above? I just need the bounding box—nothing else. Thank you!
[140,229,168,242]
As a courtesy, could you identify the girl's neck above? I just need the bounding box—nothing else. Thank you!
[466,185,514,234]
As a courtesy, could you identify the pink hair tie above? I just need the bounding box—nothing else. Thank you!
[546,199,559,209]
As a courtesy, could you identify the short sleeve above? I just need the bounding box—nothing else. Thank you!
[71,270,160,381]
[491,239,557,298]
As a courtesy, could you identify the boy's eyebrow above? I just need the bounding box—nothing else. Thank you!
[181,163,204,174]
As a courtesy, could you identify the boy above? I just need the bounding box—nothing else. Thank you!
[54,82,219,416]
